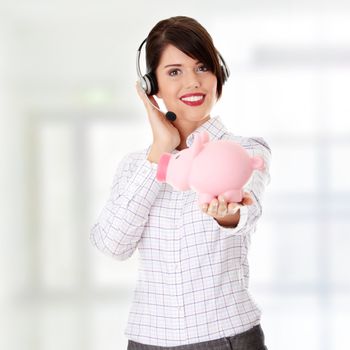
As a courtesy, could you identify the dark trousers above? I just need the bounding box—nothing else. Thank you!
[127,324,268,350]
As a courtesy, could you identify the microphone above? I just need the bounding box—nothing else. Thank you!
[143,92,177,122]
[165,111,176,122]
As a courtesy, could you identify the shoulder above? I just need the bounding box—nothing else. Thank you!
[123,148,149,162]
[113,147,149,179]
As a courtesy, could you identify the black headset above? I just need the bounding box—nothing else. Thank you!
[136,37,230,96]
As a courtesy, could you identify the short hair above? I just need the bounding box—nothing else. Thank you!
[145,16,225,99]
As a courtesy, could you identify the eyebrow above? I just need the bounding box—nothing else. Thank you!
[163,64,182,69]
[163,61,200,69]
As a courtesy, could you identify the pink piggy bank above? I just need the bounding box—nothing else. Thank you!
[156,131,265,205]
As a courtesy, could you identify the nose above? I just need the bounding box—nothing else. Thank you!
[185,70,201,89]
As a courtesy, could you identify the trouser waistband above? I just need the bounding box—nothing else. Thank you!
[127,324,267,350]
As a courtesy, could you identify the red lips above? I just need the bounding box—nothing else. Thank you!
[180,93,206,107]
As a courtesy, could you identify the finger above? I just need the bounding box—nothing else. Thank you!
[135,81,160,110]
[208,198,219,215]
[135,80,145,97]
[228,202,241,215]
[135,81,149,105]
[217,195,228,217]
[241,193,253,206]
[147,94,160,110]
[201,203,209,213]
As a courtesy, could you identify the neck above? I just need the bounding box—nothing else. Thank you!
[174,115,210,151]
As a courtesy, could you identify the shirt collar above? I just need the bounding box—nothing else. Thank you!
[185,115,228,148]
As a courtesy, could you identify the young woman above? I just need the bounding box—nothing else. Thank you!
[90,16,271,350]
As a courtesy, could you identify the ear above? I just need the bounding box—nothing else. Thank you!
[251,156,265,170]
[191,131,209,156]
[200,131,210,144]
[191,134,202,157]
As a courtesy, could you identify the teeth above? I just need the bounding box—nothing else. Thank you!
[181,95,204,102]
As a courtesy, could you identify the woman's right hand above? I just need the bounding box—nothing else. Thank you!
[136,81,180,163]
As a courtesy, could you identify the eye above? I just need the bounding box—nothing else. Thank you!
[197,64,209,72]
[175,154,180,159]
[169,69,181,77]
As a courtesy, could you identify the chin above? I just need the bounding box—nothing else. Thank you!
[178,101,214,121]
[186,111,210,122]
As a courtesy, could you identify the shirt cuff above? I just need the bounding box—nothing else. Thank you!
[214,205,249,235]
[147,159,158,170]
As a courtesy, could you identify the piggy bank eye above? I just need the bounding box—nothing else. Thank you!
[175,154,181,159]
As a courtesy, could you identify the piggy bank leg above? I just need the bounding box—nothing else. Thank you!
[198,193,215,205]
[223,189,243,203]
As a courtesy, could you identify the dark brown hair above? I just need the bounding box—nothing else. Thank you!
[146,16,225,99]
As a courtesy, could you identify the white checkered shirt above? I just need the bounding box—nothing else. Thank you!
[90,116,271,347]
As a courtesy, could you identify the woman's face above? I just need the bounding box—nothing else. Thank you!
[155,44,218,123]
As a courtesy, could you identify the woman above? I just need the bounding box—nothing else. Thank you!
[90,16,271,350]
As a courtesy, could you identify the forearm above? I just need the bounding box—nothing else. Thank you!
[90,158,161,260]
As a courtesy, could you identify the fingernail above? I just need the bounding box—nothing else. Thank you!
[229,207,238,214]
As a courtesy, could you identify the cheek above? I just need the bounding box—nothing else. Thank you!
[157,78,177,99]
[208,75,218,94]
[155,72,168,98]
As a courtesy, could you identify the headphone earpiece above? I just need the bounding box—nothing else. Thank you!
[141,72,158,96]
[218,52,230,84]
[140,74,151,95]
[221,66,227,83]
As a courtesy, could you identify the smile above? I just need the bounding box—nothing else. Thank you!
[180,93,205,107]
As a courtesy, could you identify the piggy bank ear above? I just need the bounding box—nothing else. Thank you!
[200,131,210,144]
[251,156,265,170]
[191,131,210,156]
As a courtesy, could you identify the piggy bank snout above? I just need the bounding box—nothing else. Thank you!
[156,153,172,182]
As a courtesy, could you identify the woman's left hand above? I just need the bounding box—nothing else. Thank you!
[200,192,253,219]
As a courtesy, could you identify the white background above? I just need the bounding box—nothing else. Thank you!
[1,1,350,349]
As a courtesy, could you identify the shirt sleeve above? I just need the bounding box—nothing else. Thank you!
[215,137,271,235]
[90,153,161,260]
